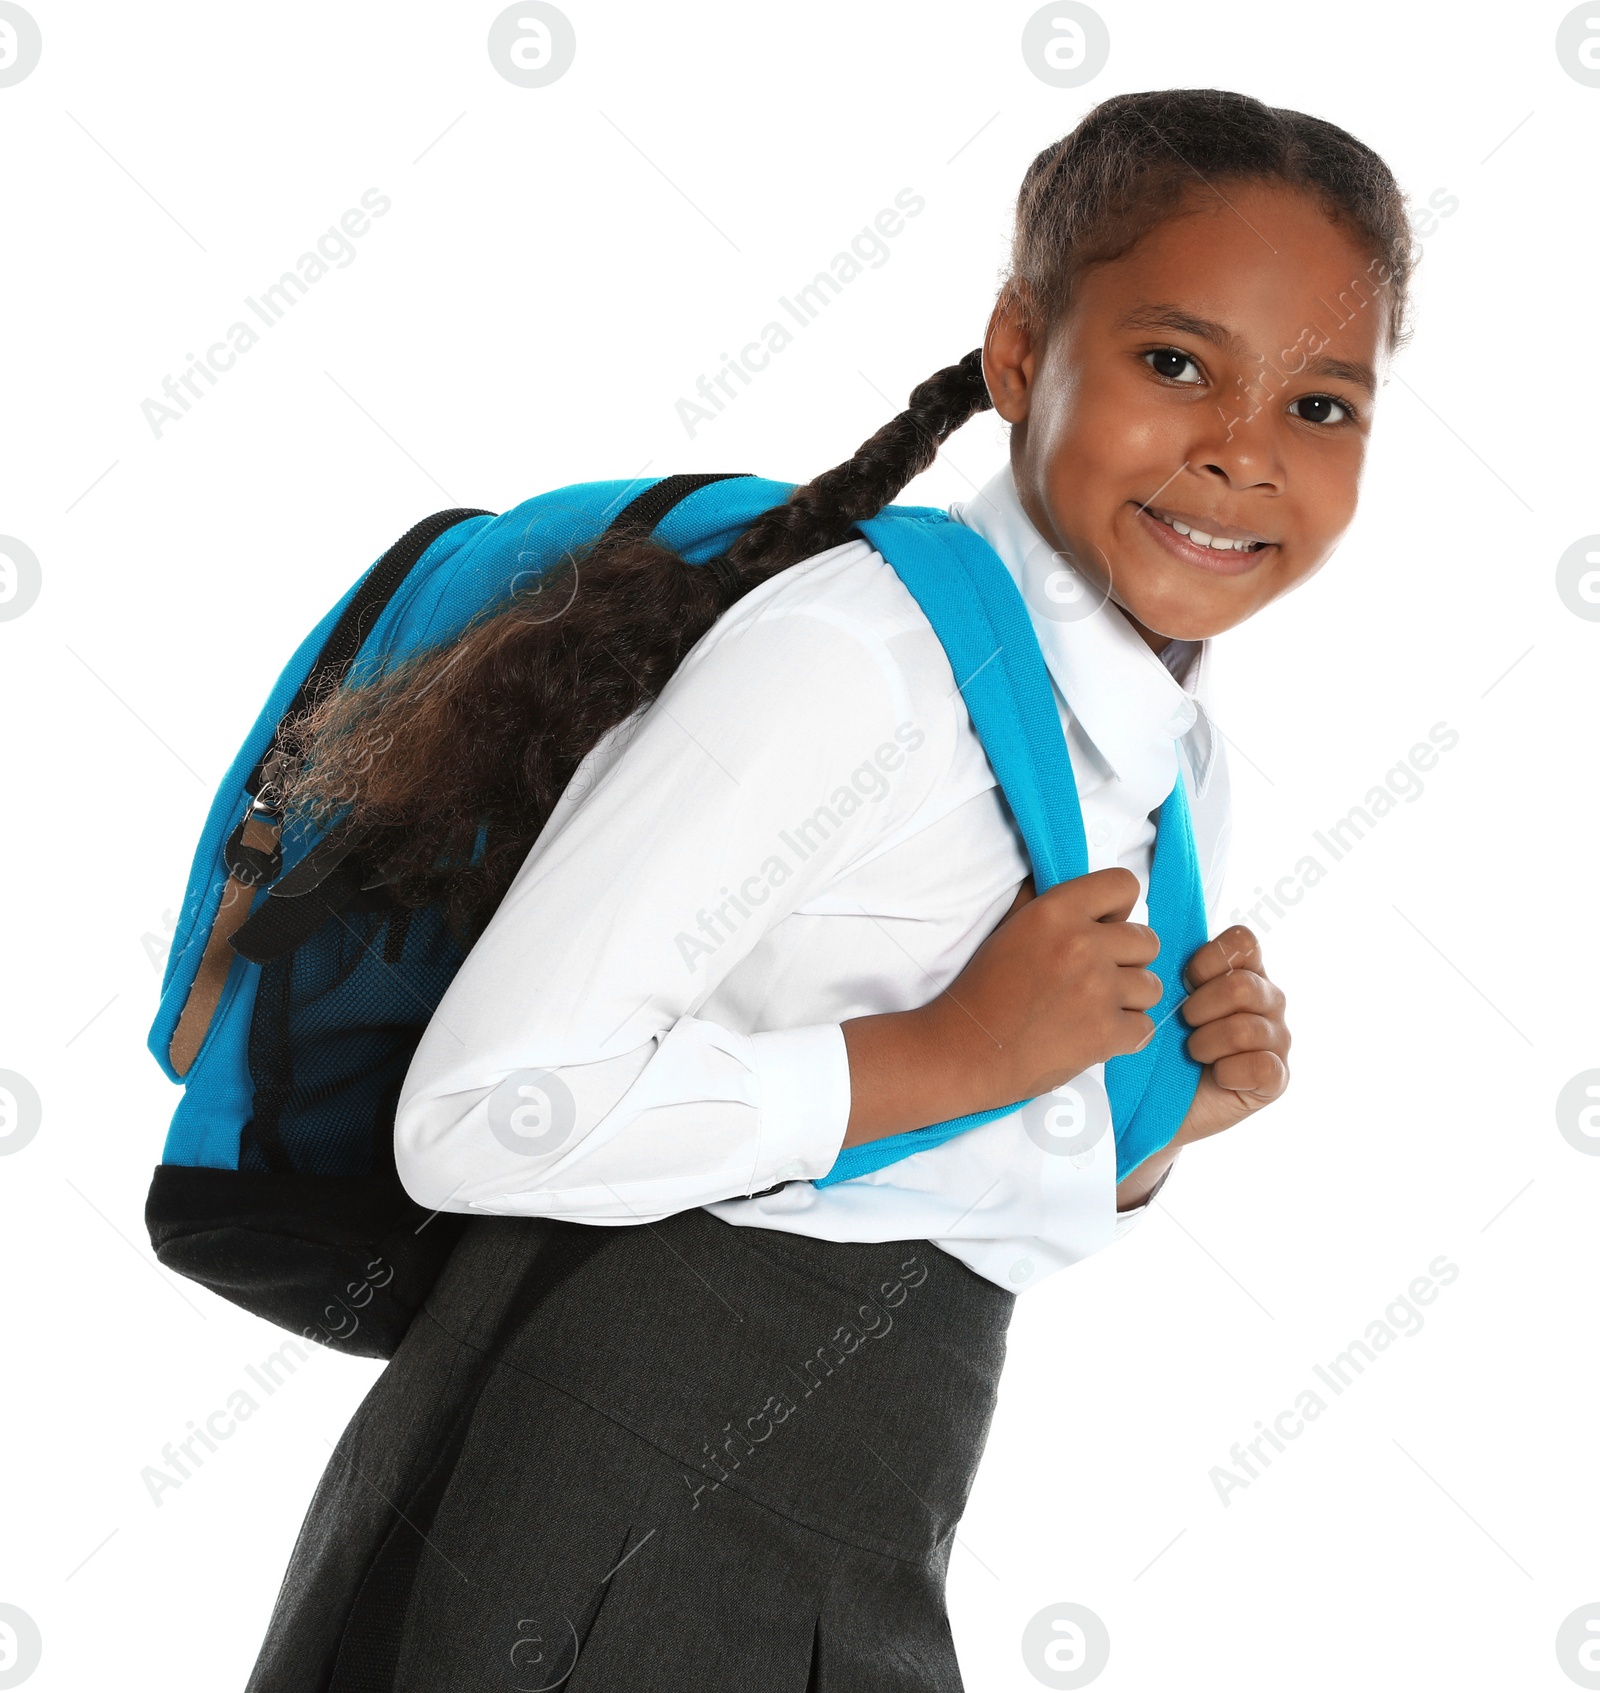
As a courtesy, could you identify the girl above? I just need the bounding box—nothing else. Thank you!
[246,88,1407,1693]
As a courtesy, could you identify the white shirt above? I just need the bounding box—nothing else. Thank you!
[393,462,1231,1294]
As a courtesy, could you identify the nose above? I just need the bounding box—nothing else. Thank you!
[1194,397,1286,493]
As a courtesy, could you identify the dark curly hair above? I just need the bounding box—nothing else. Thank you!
[279,88,1414,940]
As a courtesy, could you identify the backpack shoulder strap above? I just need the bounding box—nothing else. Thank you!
[817,505,1203,1188]
[860,506,1091,891]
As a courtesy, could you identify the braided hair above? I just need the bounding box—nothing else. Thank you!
[282,89,1412,939]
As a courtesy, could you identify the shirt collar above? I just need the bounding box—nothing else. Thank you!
[949,462,1219,799]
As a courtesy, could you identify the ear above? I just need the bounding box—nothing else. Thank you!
[983,283,1040,425]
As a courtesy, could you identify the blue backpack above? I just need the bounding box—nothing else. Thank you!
[145,473,1205,1357]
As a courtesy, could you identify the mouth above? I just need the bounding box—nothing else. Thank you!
[1131,501,1278,577]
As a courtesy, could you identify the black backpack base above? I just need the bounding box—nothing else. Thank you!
[146,1158,469,1360]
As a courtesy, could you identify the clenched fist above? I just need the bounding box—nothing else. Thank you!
[1114,924,1291,1207]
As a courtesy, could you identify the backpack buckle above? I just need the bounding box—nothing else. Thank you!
[224,808,284,887]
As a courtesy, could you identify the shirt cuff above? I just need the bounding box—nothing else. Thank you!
[747,1023,852,1187]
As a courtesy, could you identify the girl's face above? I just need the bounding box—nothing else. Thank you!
[986,180,1389,649]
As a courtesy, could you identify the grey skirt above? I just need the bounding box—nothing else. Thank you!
[245,1206,1016,1692]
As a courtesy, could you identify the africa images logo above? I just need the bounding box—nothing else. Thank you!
[0,3,41,87]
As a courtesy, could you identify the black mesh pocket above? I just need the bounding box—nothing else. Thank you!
[242,900,466,1177]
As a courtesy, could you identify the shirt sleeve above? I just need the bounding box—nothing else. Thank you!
[393,550,952,1224]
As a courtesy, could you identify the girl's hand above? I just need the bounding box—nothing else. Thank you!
[841,867,1162,1146]
[1173,925,1290,1141]
[1115,925,1290,1209]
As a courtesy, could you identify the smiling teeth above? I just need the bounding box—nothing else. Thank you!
[1157,513,1260,552]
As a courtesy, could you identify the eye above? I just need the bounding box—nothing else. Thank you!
[1288,393,1352,426]
[1143,347,1204,385]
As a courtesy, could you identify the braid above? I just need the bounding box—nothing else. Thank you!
[722,348,992,581]
[279,89,1411,939]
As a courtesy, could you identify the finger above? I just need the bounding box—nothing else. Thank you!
[1184,925,1263,989]
[1186,1011,1284,1067]
[1180,967,1284,1027]
[1209,1048,1289,1101]
[1051,865,1141,924]
[1109,1007,1156,1056]
[1117,964,1165,1012]
[1106,921,1161,967]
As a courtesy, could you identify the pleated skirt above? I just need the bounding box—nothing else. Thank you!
[244,1205,1017,1692]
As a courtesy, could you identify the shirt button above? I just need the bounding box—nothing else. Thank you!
[774,1159,804,1181]
[1089,820,1112,847]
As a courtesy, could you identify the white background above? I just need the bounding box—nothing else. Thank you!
[1,2,1595,1689]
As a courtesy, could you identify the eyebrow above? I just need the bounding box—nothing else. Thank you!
[1116,304,1377,396]
[1304,355,1378,395]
